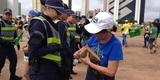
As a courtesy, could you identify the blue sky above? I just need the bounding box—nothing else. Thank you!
[19,0,103,14]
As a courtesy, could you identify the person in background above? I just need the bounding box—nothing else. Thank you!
[28,9,40,22]
[78,16,92,46]
[153,18,160,37]
[54,6,74,79]
[149,22,158,54]
[74,12,123,80]
[0,8,22,80]
[121,20,132,47]
[20,24,29,80]
[67,11,80,75]
[143,22,150,48]
[16,18,24,50]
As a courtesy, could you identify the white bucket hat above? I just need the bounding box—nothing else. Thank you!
[84,12,115,34]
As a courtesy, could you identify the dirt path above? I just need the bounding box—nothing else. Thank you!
[116,34,160,80]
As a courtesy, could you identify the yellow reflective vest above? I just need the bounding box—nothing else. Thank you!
[31,16,62,63]
[1,21,16,41]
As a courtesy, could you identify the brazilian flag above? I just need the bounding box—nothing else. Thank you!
[129,26,143,37]
[13,32,24,46]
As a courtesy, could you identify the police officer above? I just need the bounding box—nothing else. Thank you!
[0,8,22,80]
[28,0,65,80]
[54,6,74,80]
[67,11,80,75]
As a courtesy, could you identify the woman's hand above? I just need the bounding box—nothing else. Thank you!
[80,53,91,65]
[74,47,87,59]
[74,50,81,59]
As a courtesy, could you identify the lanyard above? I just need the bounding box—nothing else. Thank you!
[97,43,104,59]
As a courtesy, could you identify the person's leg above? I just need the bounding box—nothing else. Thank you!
[0,47,7,75]
[122,34,127,46]
[149,38,154,54]
[146,36,149,48]
[23,56,30,80]
[152,39,157,53]
[144,33,147,47]
[7,45,22,80]
[29,66,60,80]
[60,56,70,80]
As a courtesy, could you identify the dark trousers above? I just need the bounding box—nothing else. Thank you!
[29,61,60,80]
[0,44,17,77]
[85,67,115,80]
[144,33,149,47]
[60,55,72,80]
[122,34,127,46]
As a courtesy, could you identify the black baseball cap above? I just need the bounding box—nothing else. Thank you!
[45,0,65,13]
[3,8,12,14]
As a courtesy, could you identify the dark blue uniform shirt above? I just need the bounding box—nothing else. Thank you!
[28,14,58,58]
[55,21,72,56]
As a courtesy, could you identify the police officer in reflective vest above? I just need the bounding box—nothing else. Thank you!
[0,8,22,80]
[67,11,80,74]
[54,7,74,80]
[28,0,65,80]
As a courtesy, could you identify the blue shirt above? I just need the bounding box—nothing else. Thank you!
[87,34,123,67]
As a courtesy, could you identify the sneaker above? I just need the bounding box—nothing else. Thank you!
[10,75,22,80]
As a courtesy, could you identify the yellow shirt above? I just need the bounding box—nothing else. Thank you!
[122,23,132,34]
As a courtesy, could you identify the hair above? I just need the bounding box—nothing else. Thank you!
[112,25,117,32]
[29,9,40,17]
[17,21,24,29]
[84,18,90,25]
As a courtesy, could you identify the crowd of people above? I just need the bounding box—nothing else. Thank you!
[120,19,160,54]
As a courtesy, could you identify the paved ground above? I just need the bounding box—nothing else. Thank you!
[1,33,160,80]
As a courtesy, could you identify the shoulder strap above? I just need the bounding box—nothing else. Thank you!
[30,16,48,39]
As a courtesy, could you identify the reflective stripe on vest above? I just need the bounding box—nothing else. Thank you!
[1,37,14,40]
[54,19,71,46]
[68,27,76,31]
[42,54,61,62]
[74,35,80,42]
[1,27,16,41]
[48,37,61,44]
[31,16,61,62]
[74,35,80,39]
